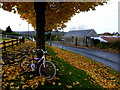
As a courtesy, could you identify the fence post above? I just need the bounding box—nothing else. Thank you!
[23,37,25,43]
[22,37,25,43]
[12,40,14,48]
[3,41,6,51]
[17,39,18,46]
[19,39,21,44]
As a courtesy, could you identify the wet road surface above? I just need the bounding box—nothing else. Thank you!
[48,43,120,72]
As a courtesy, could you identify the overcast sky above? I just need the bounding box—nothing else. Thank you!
[64,0,119,34]
[0,0,119,34]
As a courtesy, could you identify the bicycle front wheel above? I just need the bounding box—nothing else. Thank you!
[39,61,56,80]
[19,55,31,72]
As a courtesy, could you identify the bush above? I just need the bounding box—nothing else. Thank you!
[96,41,120,51]
[96,42,107,49]
[110,41,120,50]
[94,39,100,46]
[6,32,21,36]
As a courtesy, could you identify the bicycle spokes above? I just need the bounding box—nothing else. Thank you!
[39,61,56,80]
[20,56,31,72]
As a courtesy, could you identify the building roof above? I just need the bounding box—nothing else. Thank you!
[101,36,120,42]
[91,36,120,42]
[91,37,107,42]
[64,29,98,37]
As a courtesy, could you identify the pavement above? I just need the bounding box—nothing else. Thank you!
[47,42,120,72]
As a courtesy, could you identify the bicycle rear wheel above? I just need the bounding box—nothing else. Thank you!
[39,61,56,80]
[20,55,31,72]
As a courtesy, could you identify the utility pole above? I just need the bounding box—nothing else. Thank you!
[28,22,29,38]
[62,28,64,49]
[50,31,52,46]
[19,24,21,31]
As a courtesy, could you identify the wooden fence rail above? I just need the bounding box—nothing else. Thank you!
[0,38,25,51]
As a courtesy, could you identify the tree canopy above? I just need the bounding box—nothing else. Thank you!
[6,26,13,33]
[0,2,107,31]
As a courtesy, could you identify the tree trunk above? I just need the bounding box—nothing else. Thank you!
[34,2,47,58]
[50,31,52,46]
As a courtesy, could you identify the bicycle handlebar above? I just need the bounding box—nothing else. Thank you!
[37,49,47,54]
[30,49,47,55]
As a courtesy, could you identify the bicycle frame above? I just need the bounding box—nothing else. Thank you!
[30,49,47,71]
[20,49,56,80]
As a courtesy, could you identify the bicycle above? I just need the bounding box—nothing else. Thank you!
[19,49,56,80]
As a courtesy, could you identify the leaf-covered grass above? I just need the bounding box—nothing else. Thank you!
[51,45,120,88]
[2,41,120,89]
[45,45,103,88]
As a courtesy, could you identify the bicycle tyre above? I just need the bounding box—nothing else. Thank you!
[39,61,56,80]
[19,55,31,72]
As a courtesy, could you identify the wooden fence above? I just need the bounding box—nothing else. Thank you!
[0,38,25,51]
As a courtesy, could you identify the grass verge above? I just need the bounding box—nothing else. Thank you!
[50,45,120,88]
[45,45,103,88]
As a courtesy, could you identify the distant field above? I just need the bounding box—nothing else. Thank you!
[0,37,10,43]
[0,37,11,40]
[0,37,12,42]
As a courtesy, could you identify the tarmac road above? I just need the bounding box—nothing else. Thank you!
[48,43,120,72]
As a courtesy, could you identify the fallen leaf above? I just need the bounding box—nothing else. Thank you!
[52,82,56,85]
[68,72,72,75]
[58,82,62,86]
[41,82,45,85]
[66,85,72,88]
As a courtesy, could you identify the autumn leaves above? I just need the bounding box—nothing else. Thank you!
[51,46,120,88]
[2,42,62,89]
[2,41,120,89]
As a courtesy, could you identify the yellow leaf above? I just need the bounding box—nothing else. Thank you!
[76,81,80,85]
[3,74,7,77]
[22,85,29,89]
[68,72,72,75]
[42,78,45,82]
[30,75,33,77]
[52,82,55,85]
[15,86,20,89]
[21,78,25,81]
[34,85,38,88]
[10,82,14,86]
[73,82,76,86]
[35,82,39,86]
[58,82,62,86]
[66,85,72,88]
[41,82,45,85]
[12,76,16,79]
[10,86,14,89]
[8,68,12,71]
[73,81,80,86]
[48,59,51,61]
